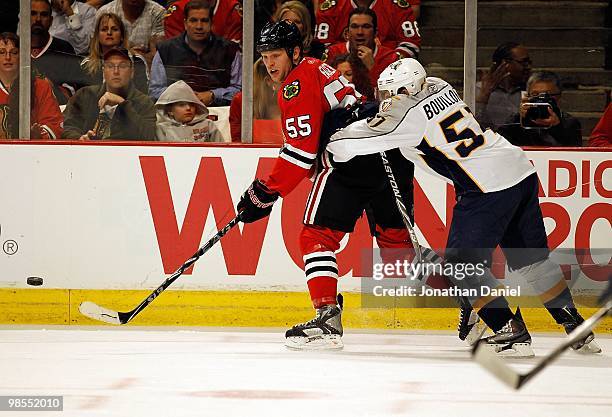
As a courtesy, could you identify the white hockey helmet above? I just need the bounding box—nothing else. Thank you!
[377,58,427,100]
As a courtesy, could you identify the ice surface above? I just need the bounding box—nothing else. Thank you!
[0,328,610,417]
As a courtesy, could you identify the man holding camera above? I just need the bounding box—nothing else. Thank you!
[498,71,582,147]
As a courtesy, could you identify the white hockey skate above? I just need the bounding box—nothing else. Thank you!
[574,340,602,354]
[285,295,344,351]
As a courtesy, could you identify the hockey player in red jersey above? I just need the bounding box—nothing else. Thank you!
[165,0,242,43]
[316,0,421,58]
[237,20,415,350]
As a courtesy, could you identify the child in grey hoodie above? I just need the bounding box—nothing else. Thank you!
[155,80,223,142]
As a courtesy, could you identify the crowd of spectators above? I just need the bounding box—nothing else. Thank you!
[474,41,609,148]
[1,0,420,142]
[1,0,608,146]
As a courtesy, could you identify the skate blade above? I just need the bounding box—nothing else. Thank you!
[464,320,488,347]
[575,339,602,354]
[285,334,344,351]
[483,342,534,358]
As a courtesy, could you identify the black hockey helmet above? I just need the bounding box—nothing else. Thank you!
[256,20,302,58]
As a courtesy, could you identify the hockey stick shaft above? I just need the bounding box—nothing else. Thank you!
[379,151,422,262]
[517,300,611,387]
[473,300,612,389]
[80,215,241,324]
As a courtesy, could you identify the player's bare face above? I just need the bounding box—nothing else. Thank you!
[261,49,293,83]
[348,14,375,49]
[0,40,19,82]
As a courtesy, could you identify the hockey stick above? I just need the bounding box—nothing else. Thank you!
[79,215,242,325]
[379,150,422,263]
[472,280,612,389]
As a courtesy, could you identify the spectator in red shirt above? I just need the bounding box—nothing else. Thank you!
[323,8,398,93]
[315,0,420,58]
[589,102,612,147]
[0,32,63,140]
[165,0,243,43]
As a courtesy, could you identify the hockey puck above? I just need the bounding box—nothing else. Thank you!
[26,277,43,286]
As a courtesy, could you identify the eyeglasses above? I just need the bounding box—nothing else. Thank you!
[102,62,132,71]
[507,58,532,67]
[0,48,19,57]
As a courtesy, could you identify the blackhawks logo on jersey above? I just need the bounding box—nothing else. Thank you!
[394,0,411,8]
[283,80,300,100]
[234,2,243,17]
[0,105,9,140]
[164,4,177,18]
[321,48,329,63]
[319,0,336,11]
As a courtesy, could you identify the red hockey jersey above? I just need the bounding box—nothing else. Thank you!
[0,76,63,140]
[165,0,242,43]
[265,58,362,196]
[323,41,399,88]
[315,0,421,58]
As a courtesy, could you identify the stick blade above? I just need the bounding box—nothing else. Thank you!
[79,301,123,325]
[472,341,522,389]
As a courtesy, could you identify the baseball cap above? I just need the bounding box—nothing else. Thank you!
[102,46,134,62]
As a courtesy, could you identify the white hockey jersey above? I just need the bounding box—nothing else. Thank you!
[327,77,536,194]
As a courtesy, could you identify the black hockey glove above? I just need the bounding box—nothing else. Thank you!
[237,179,279,223]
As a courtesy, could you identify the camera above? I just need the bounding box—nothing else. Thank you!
[521,93,561,128]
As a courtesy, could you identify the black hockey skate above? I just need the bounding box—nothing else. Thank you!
[285,294,344,350]
[555,307,601,353]
[483,309,534,358]
[458,304,486,346]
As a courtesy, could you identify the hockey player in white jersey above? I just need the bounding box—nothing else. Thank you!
[327,58,601,356]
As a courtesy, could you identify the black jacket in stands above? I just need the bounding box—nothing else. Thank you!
[32,36,82,105]
[498,112,583,147]
[156,33,240,95]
